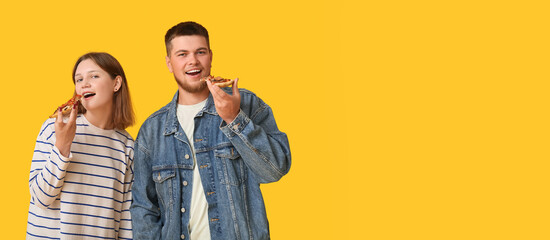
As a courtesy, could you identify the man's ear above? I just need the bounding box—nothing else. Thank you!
[166,55,174,73]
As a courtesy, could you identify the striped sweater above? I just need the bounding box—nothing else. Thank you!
[27,115,134,239]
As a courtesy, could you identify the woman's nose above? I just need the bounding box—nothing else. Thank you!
[82,78,91,87]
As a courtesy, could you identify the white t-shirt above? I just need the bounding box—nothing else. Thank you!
[177,99,211,239]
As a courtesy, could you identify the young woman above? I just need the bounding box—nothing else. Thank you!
[26,52,135,239]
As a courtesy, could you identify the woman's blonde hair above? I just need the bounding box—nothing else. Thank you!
[72,52,135,130]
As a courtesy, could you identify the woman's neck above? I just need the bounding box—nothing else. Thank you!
[84,110,114,130]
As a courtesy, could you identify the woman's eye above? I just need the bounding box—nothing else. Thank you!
[75,78,83,82]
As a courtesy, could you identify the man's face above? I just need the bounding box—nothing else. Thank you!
[166,35,212,93]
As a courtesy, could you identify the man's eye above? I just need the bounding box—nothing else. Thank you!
[178,53,186,57]
[198,51,206,55]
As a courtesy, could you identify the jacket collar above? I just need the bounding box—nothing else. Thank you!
[163,90,218,135]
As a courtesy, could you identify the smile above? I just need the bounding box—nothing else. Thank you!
[185,69,201,76]
[83,92,96,99]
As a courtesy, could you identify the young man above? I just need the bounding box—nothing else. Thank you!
[130,21,291,240]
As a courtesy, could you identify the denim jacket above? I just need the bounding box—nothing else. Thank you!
[130,89,291,240]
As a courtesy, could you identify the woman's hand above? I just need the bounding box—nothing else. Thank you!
[54,104,78,157]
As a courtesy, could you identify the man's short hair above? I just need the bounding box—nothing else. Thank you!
[165,21,210,56]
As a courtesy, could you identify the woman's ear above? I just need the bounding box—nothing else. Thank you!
[114,76,122,92]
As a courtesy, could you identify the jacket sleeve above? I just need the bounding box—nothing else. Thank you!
[130,135,162,240]
[29,119,72,208]
[220,96,291,183]
[118,146,134,240]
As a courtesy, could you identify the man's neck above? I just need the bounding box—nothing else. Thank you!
[178,88,209,105]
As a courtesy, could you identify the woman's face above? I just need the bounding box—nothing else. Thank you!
[74,59,120,113]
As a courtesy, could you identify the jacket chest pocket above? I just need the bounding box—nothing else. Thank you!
[152,168,176,208]
[214,147,247,186]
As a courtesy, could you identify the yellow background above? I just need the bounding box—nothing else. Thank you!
[1,0,549,239]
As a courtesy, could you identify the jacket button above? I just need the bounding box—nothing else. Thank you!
[185,154,190,159]
[183,181,188,186]
[181,234,185,239]
[181,208,186,213]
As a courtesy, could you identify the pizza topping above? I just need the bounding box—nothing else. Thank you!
[49,95,82,118]
[200,75,235,87]
[211,77,228,83]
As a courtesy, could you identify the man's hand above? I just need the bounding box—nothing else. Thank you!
[54,103,78,157]
[206,78,241,124]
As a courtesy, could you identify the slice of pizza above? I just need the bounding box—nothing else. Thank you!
[200,75,235,88]
[49,94,82,118]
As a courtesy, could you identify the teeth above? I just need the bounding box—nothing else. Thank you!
[83,93,95,97]
[186,69,200,74]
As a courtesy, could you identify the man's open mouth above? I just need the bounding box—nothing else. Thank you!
[186,69,201,76]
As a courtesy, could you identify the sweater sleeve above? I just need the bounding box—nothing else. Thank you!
[28,119,72,209]
[118,146,134,239]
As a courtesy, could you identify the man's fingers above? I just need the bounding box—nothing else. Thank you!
[207,80,225,99]
[232,78,239,96]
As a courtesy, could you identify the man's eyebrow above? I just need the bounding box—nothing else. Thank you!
[175,48,208,53]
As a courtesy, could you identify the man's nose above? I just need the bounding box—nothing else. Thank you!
[188,54,199,64]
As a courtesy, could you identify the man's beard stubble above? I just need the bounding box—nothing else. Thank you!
[176,77,208,93]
